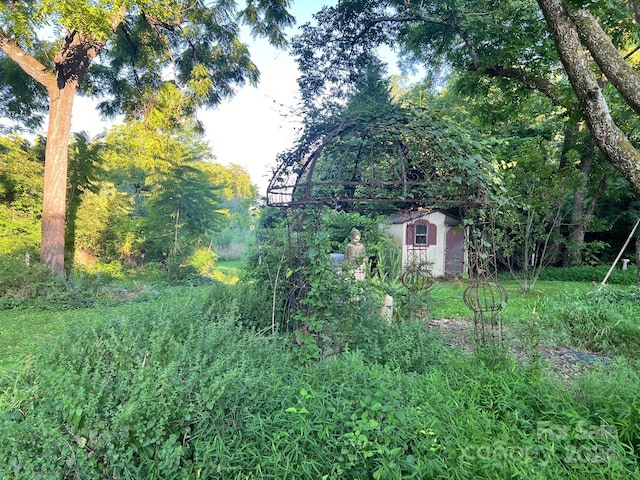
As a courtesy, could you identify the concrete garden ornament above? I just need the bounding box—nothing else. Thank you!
[344,228,367,281]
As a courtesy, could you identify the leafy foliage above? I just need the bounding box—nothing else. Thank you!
[67,122,258,269]
[0,58,48,130]
[0,135,44,255]
[537,265,637,285]
[141,163,226,262]
[243,207,389,335]
[2,283,640,478]
[66,131,107,262]
[273,68,495,212]
[1,0,294,274]
[542,288,640,357]
[1,0,295,127]
[292,0,560,115]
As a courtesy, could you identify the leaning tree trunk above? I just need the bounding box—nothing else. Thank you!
[537,0,640,196]
[41,83,77,277]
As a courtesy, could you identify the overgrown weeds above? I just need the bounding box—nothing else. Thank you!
[536,265,637,286]
[1,271,640,478]
[541,287,640,358]
[2,298,639,478]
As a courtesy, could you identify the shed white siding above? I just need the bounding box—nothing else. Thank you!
[388,210,466,277]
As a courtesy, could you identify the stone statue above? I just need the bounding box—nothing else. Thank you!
[344,227,367,280]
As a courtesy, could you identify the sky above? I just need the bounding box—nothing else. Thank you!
[73,1,336,197]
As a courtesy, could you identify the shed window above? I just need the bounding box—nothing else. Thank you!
[415,225,428,245]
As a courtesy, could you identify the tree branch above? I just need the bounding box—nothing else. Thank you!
[362,13,573,98]
[537,0,640,195]
[118,24,142,89]
[360,15,482,66]
[481,65,565,107]
[142,12,181,32]
[570,8,640,116]
[586,173,607,218]
[0,31,55,88]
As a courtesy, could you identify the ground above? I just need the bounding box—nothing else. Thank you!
[427,318,611,384]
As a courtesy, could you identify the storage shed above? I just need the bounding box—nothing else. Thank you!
[388,210,466,277]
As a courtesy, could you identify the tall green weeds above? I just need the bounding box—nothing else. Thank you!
[542,288,640,358]
[1,283,640,478]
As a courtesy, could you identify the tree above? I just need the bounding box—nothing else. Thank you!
[292,0,640,197]
[142,163,227,263]
[494,137,572,290]
[201,162,258,207]
[421,75,618,266]
[0,0,293,276]
[73,184,134,265]
[79,120,244,266]
[0,134,44,255]
[66,131,105,264]
[536,0,640,194]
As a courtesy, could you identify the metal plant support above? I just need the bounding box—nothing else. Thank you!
[463,210,508,345]
[401,263,434,318]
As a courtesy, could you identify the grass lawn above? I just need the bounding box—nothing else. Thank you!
[216,259,245,271]
[428,279,598,321]
[0,303,134,376]
[0,287,208,376]
[213,259,245,284]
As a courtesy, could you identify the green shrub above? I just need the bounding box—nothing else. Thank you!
[0,255,52,295]
[536,265,637,285]
[573,358,640,454]
[230,353,448,479]
[345,317,444,374]
[0,256,99,310]
[2,312,640,478]
[79,259,127,279]
[233,280,279,330]
[195,351,640,479]
[187,247,218,276]
[0,259,134,310]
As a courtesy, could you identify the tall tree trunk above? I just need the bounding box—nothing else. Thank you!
[566,173,607,266]
[1,30,104,276]
[557,121,580,265]
[564,133,594,266]
[41,84,77,276]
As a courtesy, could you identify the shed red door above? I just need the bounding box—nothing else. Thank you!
[445,227,464,275]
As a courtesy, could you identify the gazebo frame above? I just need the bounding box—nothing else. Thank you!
[265,116,505,345]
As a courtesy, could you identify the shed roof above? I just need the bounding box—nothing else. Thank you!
[390,209,462,226]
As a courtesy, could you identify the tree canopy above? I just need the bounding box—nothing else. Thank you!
[267,67,495,211]
[291,0,640,198]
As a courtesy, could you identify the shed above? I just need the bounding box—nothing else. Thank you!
[388,210,466,277]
